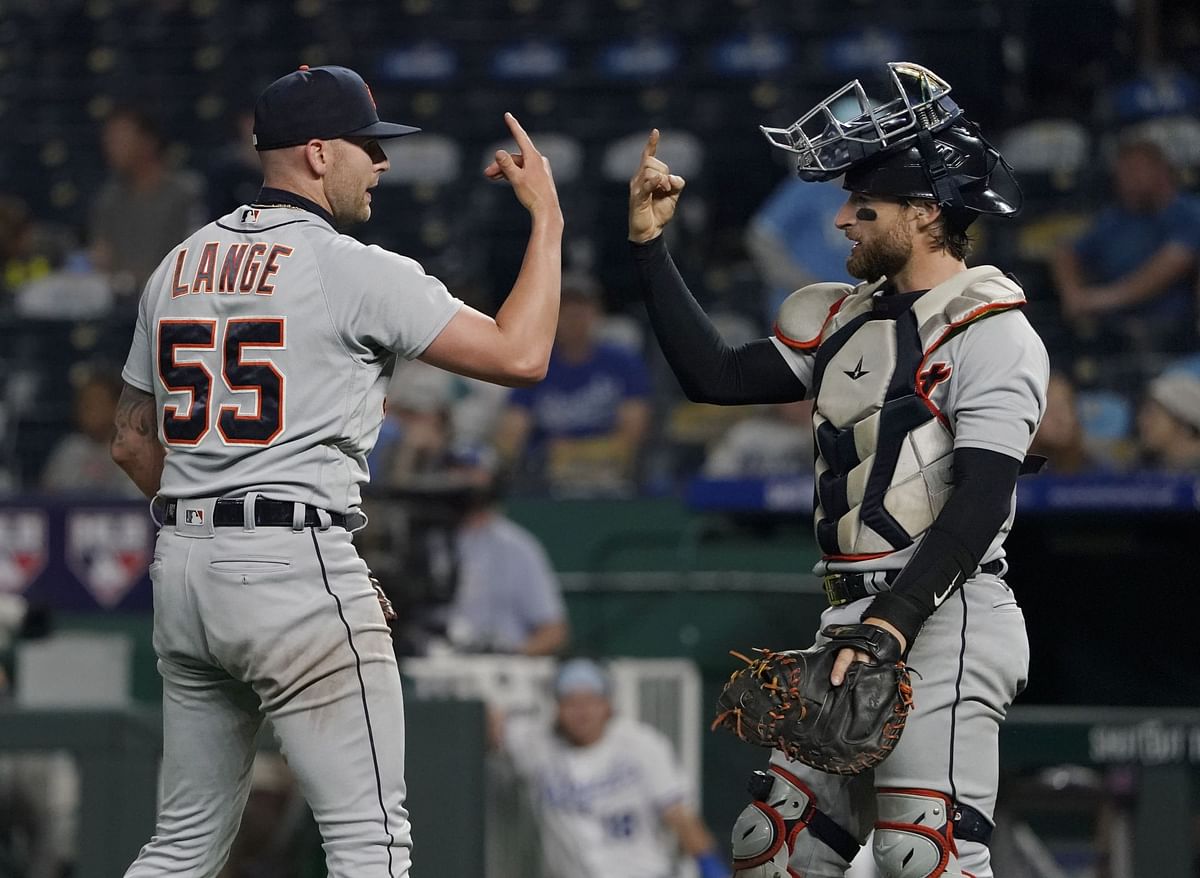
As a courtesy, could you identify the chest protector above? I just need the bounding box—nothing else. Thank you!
[774,266,1025,560]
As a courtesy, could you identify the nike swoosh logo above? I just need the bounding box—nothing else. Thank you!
[932,571,965,608]
[843,356,870,380]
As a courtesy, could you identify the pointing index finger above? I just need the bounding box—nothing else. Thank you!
[642,128,660,161]
[504,112,537,155]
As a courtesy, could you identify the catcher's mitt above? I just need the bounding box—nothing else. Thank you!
[711,623,914,776]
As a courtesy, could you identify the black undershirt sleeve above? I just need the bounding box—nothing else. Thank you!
[631,236,806,404]
[865,447,1022,648]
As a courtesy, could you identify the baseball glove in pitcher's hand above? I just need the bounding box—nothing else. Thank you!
[711,624,914,776]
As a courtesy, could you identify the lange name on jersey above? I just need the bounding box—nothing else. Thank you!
[169,242,295,297]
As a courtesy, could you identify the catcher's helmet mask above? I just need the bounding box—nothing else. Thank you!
[761,61,1021,229]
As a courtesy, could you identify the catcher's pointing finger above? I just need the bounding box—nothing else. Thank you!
[642,127,660,160]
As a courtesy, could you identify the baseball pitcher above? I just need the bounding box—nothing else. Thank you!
[111,64,562,877]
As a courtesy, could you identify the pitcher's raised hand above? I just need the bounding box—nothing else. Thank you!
[484,112,561,218]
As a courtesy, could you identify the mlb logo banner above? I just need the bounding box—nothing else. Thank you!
[65,509,153,609]
[0,510,49,594]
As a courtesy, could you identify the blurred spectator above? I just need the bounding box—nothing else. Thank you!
[492,658,725,878]
[1171,351,1200,378]
[205,107,262,219]
[744,177,853,321]
[1135,370,1200,472]
[0,196,50,299]
[373,367,457,486]
[702,400,813,478]
[373,360,509,482]
[89,106,206,301]
[0,752,78,878]
[1051,138,1200,358]
[366,367,568,657]
[1076,385,1139,469]
[0,595,77,878]
[495,274,651,496]
[0,197,111,321]
[1029,371,1102,475]
[40,369,142,497]
[444,449,570,656]
[13,228,113,321]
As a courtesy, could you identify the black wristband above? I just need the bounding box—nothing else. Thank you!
[863,590,928,652]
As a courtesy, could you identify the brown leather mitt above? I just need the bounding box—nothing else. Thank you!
[712,623,914,776]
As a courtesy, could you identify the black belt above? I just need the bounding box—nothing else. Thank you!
[823,559,1004,607]
[162,498,347,529]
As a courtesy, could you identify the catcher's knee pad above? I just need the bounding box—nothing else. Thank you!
[731,765,860,877]
[872,789,994,878]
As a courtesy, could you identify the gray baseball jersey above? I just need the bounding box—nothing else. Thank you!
[121,201,461,878]
[122,204,463,513]
[770,279,1048,576]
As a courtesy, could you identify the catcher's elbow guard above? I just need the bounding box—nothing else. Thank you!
[731,765,859,877]
[872,789,993,877]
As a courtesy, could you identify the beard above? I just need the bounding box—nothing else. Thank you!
[846,221,913,282]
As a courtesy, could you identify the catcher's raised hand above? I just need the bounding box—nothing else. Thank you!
[628,129,686,243]
[483,112,561,217]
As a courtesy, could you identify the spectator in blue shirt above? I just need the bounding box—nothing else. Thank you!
[745,177,853,321]
[496,273,652,496]
[1052,138,1200,354]
[444,448,570,656]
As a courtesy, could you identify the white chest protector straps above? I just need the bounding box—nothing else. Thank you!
[774,267,1025,560]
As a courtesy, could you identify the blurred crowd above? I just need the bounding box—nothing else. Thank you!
[3,85,1200,501]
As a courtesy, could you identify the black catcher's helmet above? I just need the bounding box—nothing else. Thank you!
[760,62,1021,229]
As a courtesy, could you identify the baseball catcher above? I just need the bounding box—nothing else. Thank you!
[629,60,1047,878]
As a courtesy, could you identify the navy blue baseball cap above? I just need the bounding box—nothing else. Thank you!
[253,65,420,151]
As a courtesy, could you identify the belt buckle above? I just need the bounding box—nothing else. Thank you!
[823,574,849,607]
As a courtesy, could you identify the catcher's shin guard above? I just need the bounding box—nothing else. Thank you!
[731,765,860,877]
[872,789,993,878]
